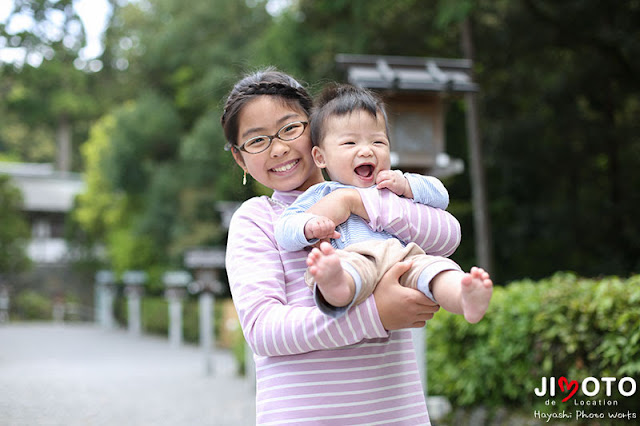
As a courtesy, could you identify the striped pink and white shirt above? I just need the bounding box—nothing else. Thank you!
[226,187,461,425]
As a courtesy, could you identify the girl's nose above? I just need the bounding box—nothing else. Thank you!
[270,138,290,157]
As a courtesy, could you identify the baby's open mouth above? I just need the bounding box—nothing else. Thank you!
[355,164,374,178]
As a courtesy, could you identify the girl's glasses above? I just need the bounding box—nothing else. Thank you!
[226,121,309,154]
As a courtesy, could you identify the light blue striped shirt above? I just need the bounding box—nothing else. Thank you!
[275,171,449,252]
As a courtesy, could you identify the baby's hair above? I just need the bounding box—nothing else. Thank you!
[221,67,313,149]
[310,83,389,147]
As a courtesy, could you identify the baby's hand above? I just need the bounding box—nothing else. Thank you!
[304,216,341,242]
[376,170,413,198]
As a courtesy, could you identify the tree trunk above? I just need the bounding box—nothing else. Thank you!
[461,18,493,272]
[56,115,72,173]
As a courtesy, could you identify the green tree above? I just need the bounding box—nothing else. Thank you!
[0,0,113,170]
[0,175,31,275]
[71,0,271,271]
[473,0,640,280]
[8,0,640,283]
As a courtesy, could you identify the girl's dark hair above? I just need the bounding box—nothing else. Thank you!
[221,68,313,149]
[310,83,389,147]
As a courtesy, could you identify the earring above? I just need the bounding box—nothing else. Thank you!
[242,170,247,186]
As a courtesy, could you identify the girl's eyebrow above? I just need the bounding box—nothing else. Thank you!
[241,113,301,139]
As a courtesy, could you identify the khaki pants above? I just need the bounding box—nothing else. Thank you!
[305,238,461,306]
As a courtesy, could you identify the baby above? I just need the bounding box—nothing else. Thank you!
[275,84,492,323]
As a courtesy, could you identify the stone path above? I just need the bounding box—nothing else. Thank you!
[0,323,255,426]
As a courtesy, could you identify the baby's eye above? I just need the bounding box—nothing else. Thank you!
[373,140,388,145]
[341,141,356,146]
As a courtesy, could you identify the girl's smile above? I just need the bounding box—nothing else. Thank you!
[233,97,324,192]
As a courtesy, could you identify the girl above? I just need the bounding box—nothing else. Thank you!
[221,68,461,425]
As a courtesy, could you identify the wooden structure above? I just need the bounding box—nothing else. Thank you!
[336,54,477,177]
[0,162,85,264]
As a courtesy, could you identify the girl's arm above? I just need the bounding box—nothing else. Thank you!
[227,200,389,357]
[358,186,461,256]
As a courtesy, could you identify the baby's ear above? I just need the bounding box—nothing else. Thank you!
[311,146,326,168]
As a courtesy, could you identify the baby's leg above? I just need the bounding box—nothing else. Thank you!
[428,267,493,323]
[307,242,356,307]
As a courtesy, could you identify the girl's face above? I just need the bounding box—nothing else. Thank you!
[312,109,391,188]
[232,96,324,192]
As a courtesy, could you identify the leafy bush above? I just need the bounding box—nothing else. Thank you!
[142,297,170,337]
[427,273,640,411]
[13,290,52,320]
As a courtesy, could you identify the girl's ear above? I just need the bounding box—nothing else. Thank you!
[231,148,247,170]
[311,146,326,168]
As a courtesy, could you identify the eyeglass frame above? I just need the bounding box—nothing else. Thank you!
[225,121,309,154]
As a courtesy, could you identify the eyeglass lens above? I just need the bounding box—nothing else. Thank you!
[243,122,306,153]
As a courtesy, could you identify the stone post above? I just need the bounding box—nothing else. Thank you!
[95,270,116,329]
[185,248,226,376]
[0,284,9,323]
[123,270,147,336]
[411,327,427,395]
[163,270,191,347]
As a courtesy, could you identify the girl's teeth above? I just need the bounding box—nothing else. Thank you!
[273,160,298,172]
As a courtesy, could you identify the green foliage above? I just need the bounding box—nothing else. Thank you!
[12,290,52,320]
[435,0,474,28]
[427,273,640,411]
[5,0,640,285]
[0,174,31,274]
[475,0,640,281]
[106,93,182,194]
[73,115,126,240]
[230,323,247,376]
[140,297,169,337]
[107,229,157,277]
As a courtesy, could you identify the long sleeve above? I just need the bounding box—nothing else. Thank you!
[274,184,327,251]
[227,197,388,358]
[404,172,449,209]
[356,186,461,257]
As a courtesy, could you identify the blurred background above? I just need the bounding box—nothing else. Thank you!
[1,0,639,423]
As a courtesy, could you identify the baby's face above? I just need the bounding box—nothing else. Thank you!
[312,110,391,188]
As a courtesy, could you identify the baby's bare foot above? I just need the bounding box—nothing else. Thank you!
[307,242,355,307]
[460,266,493,323]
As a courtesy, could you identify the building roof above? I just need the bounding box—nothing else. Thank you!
[0,162,85,213]
[335,54,478,93]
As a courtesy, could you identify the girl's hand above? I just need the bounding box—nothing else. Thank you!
[373,261,439,330]
[376,170,413,198]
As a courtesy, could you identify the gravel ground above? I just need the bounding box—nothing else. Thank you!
[0,323,255,426]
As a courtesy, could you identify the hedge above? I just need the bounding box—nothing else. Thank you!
[426,272,640,413]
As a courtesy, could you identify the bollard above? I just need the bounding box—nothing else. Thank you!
[123,270,147,336]
[185,248,226,376]
[245,342,256,390]
[411,326,428,396]
[163,270,191,347]
[187,270,222,376]
[199,290,214,375]
[52,295,65,323]
[95,270,116,329]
